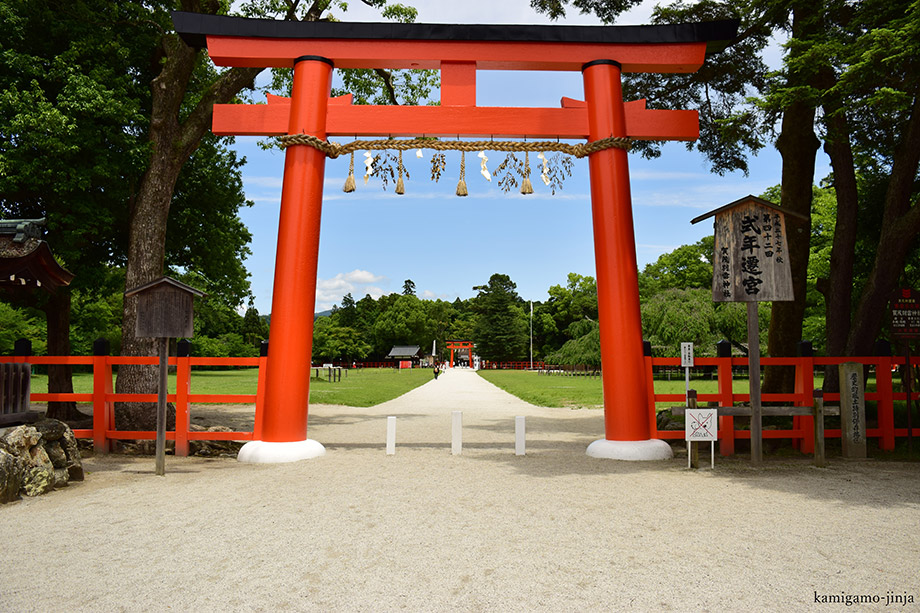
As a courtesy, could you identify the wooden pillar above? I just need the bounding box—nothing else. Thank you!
[258,56,333,444]
[582,60,670,460]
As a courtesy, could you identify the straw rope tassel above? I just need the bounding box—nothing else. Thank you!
[456,151,468,197]
[520,151,534,195]
[343,151,356,192]
[396,150,406,195]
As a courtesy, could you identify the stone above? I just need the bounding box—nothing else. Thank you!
[21,466,54,497]
[0,448,24,503]
[33,418,67,442]
[1,425,41,454]
[52,468,70,488]
[60,428,84,481]
[0,419,85,502]
[46,441,67,468]
[28,444,54,471]
[67,463,84,482]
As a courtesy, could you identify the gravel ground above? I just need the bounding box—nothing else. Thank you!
[2,368,919,612]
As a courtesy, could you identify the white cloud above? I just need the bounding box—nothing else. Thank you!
[315,270,388,310]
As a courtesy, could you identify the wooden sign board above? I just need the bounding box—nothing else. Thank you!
[838,362,867,459]
[125,276,205,339]
[710,199,794,302]
[892,288,920,339]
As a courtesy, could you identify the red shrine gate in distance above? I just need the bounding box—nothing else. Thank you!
[446,340,474,369]
[172,12,738,462]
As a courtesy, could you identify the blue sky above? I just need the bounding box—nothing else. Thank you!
[230,0,830,314]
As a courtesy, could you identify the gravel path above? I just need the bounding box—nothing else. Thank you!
[3,368,919,611]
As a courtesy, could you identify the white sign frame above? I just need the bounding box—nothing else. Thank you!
[685,407,717,469]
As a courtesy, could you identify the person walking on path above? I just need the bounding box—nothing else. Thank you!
[433,364,441,380]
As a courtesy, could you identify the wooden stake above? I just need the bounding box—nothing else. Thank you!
[747,301,763,464]
[155,337,168,476]
[813,389,826,467]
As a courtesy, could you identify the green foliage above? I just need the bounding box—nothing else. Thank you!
[471,274,528,361]
[638,236,714,296]
[641,288,766,357]
[372,294,429,355]
[537,273,598,355]
[529,0,644,23]
[313,316,371,362]
[0,302,46,355]
[545,320,601,367]
[191,333,259,361]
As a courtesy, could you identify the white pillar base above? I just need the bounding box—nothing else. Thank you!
[586,438,673,461]
[237,439,326,463]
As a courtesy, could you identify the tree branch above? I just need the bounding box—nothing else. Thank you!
[375,68,399,105]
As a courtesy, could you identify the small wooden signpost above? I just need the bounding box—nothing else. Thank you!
[680,342,694,402]
[684,390,716,469]
[124,277,204,476]
[838,362,867,459]
[692,195,806,463]
[891,288,919,453]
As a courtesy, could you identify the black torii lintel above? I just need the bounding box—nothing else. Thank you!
[172,11,739,57]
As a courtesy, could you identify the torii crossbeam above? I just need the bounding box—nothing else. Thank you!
[173,12,737,462]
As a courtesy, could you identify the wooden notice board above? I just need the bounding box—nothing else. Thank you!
[708,198,795,302]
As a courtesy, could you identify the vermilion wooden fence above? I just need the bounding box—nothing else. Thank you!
[0,353,266,458]
[2,352,916,458]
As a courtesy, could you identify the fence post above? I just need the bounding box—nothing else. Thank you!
[795,341,815,453]
[715,340,734,456]
[813,389,826,467]
[12,339,31,414]
[175,340,192,457]
[643,340,658,437]
[254,341,268,441]
[92,338,112,454]
[874,339,895,451]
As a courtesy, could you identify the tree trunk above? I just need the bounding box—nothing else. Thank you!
[763,4,821,395]
[819,93,860,392]
[42,289,84,422]
[764,98,820,393]
[114,23,260,430]
[846,94,920,356]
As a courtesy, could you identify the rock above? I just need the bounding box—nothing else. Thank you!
[1,426,41,454]
[33,418,67,442]
[52,468,70,488]
[21,466,54,497]
[0,448,24,503]
[28,444,54,471]
[67,463,84,482]
[190,426,244,457]
[45,441,67,468]
[60,427,84,481]
[0,419,85,502]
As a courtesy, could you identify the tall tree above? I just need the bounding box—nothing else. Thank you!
[115,0,435,429]
[471,274,528,361]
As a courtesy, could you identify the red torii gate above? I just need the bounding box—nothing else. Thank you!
[173,12,737,462]
[446,340,474,369]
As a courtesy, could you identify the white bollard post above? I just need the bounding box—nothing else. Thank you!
[451,411,462,455]
[515,415,526,456]
[386,416,396,455]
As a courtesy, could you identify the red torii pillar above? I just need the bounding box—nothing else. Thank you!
[172,12,737,462]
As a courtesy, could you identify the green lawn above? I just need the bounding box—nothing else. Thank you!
[308,367,431,406]
[479,370,759,409]
[28,367,430,407]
